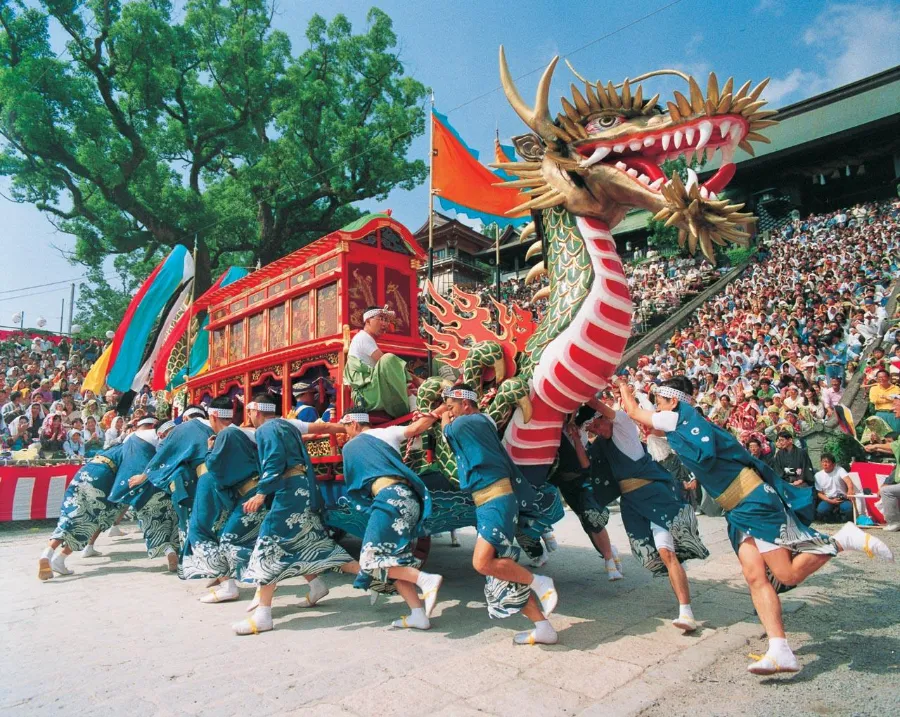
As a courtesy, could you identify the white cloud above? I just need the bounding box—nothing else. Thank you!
[802,2,900,87]
[763,2,900,106]
[754,0,786,15]
[765,68,822,105]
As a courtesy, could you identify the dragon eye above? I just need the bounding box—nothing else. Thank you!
[586,115,624,132]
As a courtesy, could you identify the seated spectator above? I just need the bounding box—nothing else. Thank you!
[63,429,86,459]
[868,368,900,434]
[770,430,815,488]
[104,415,126,448]
[83,415,103,457]
[813,453,853,523]
[39,413,67,457]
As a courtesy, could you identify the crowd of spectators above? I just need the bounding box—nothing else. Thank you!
[618,199,900,466]
[0,333,161,461]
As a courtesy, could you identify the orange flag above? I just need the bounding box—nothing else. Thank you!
[432,110,528,226]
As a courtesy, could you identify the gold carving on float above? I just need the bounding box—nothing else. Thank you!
[306,438,333,458]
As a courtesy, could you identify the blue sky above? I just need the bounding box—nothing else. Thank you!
[2,0,899,330]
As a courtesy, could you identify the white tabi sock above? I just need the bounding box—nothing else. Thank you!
[164,546,176,556]
[679,604,694,620]
[529,574,558,616]
[49,552,73,575]
[513,620,558,645]
[605,558,623,581]
[392,606,430,630]
[254,605,272,623]
[302,576,328,606]
[415,572,443,617]
[220,578,237,593]
[41,547,54,560]
[764,637,799,669]
[834,522,894,561]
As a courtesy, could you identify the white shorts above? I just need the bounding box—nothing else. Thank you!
[650,522,675,553]
[740,533,780,553]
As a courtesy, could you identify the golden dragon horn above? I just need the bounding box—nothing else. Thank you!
[499,46,560,143]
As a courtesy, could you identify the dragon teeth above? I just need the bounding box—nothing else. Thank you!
[661,133,671,151]
[649,177,664,190]
[579,145,612,168]
[700,186,709,199]
[685,168,699,192]
[613,143,626,153]
[615,161,628,170]
[638,174,651,185]
[719,119,732,138]
[696,120,713,151]
[643,136,655,147]
[629,140,643,151]
[673,130,683,149]
[626,168,639,178]
[685,127,696,145]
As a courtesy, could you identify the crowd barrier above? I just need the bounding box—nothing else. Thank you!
[0,463,80,522]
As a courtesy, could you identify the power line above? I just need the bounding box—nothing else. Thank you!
[0,275,88,295]
[443,0,688,115]
[0,272,120,302]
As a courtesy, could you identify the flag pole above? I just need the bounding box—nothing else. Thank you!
[426,89,435,375]
[183,235,200,386]
[495,127,502,302]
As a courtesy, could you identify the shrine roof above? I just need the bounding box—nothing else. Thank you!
[203,212,423,308]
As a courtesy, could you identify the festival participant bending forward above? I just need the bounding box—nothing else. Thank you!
[107,421,181,570]
[339,406,447,630]
[582,398,709,632]
[233,394,364,636]
[38,417,160,579]
[555,413,623,580]
[618,376,893,675]
[181,397,261,601]
[441,384,560,645]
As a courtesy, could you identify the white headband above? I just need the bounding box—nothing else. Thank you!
[363,305,394,321]
[339,412,370,424]
[183,407,206,419]
[442,387,478,402]
[247,401,276,413]
[137,417,158,427]
[157,420,175,435]
[655,386,694,405]
[207,408,233,418]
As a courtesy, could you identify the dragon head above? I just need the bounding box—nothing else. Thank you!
[493,47,777,261]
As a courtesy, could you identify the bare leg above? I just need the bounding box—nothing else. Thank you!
[589,529,613,560]
[472,536,534,584]
[391,577,424,610]
[761,547,831,587]
[339,559,361,575]
[658,548,691,605]
[256,582,277,608]
[738,541,785,639]
[738,540,800,674]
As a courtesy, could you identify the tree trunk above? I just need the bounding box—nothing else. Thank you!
[194,239,213,296]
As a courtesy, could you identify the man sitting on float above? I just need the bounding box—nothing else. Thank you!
[344,305,422,418]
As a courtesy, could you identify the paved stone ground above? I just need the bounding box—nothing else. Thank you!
[1,508,897,717]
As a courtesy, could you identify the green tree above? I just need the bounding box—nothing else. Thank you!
[0,1,427,304]
[72,250,164,336]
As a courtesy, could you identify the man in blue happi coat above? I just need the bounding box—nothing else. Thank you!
[441,384,560,646]
[40,417,165,579]
[339,405,447,630]
[233,393,361,636]
[292,381,319,422]
[129,405,213,556]
[181,396,262,604]
[620,376,893,675]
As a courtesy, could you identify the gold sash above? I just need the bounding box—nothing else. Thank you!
[715,467,764,512]
[236,475,259,497]
[196,463,208,477]
[372,477,406,496]
[91,455,118,472]
[472,477,513,507]
[619,478,653,494]
[282,465,306,479]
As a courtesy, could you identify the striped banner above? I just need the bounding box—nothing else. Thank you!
[0,464,80,521]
